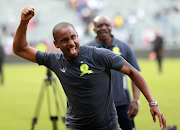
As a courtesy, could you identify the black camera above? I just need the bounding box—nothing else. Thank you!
[47,69,52,80]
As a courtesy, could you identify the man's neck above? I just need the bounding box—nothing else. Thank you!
[96,36,113,47]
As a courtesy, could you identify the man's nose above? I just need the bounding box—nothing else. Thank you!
[101,25,107,29]
[68,39,75,46]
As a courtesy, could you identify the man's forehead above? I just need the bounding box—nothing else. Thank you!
[56,26,76,38]
[59,26,75,33]
[94,16,111,23]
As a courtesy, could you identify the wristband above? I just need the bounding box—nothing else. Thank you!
[132,99,140,105]
[149,101,158,106]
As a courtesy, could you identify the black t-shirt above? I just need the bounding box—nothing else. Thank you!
[36,45,124,130]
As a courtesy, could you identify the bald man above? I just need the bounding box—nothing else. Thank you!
[13,7,166,130]
[86,15,141,130]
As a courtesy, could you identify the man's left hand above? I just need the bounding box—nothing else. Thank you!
[127,101,139,119]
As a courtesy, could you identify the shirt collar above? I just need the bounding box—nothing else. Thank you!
[94,35,117,48]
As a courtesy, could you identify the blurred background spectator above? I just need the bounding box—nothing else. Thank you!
[0,39,4,85]
[151,29,164,75]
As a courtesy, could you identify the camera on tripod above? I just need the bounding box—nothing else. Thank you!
[31,68,66,130]
[47,69,52,80]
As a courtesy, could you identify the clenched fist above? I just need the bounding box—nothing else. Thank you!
[21,6,35,21]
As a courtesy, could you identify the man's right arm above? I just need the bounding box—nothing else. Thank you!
[13,6,38,63]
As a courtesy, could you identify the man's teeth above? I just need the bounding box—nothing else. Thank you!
[69,46,75,50]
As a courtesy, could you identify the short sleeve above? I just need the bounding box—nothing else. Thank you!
[93,47,124,71]
[36,50,55,70]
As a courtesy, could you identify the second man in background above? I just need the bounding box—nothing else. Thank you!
[86,15,140,130]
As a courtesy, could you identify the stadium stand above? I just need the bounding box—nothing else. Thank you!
[0,0,180,57]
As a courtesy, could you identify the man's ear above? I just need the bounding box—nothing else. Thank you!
[93,22,97,33]
[53,40,59,48]
[93,28,96,33]
[76,32,79,38]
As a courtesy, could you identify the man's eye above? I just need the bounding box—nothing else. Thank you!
[62,39,68,43]
[71,35,76,39]
[106,24,110,27]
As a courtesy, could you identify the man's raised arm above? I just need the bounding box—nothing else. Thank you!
[120,60,166,129]
[13,6,38,63]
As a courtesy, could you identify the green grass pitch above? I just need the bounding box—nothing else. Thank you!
[0,58,179,130]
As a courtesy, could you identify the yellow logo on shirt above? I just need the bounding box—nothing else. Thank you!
[112,45,121,55]
[80,63,93,76]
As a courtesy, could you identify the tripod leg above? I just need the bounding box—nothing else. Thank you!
[51,116,58,130]
[31,81,47,130]
[52,81,67,130]
[46,82,52,117]
[31,118,37,130]
[46,81,59,130]
[52,81,66,122]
